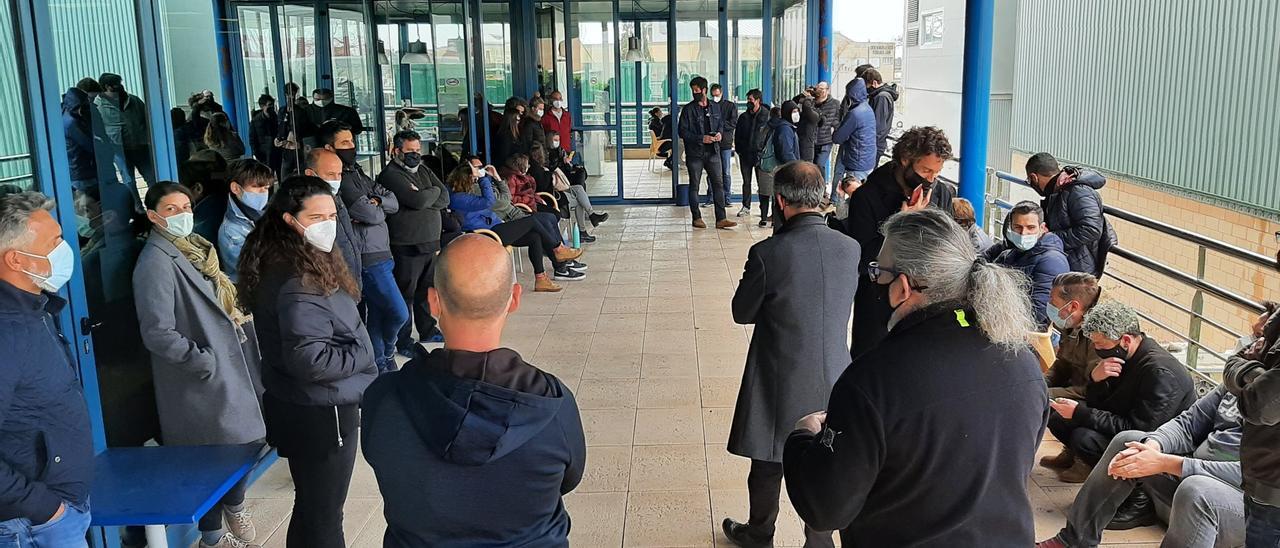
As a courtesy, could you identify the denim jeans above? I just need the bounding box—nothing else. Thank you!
[1246,496,1280,548]
[813,143,832,184]
[0,500,91,548]
[362,259,409,373]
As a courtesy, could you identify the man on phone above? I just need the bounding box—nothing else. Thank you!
[1044,301,1196,483]
[677,76,736,229]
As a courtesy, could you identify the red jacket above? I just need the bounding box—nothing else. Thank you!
[502,170,540,209]
[540,109,573,152]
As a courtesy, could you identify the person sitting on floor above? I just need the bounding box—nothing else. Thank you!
[1037,384,1246,548]
[1044,272,1109,400]
[1043,301,1197,483]
[990,201,1070,329]
[360,234,586,547]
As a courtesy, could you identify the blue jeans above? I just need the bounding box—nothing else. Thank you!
[0,500,91,548]
[813,143,832,182]
[720,148,734,198]
[1247,496,1280,548]
[362,259,409,373]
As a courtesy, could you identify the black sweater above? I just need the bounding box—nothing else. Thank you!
[1076,335,1196,437]
[784,302,1048,547]
[377,161,451,252]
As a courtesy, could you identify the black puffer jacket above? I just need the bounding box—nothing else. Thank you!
[813,95,840,146]
[1074,335,1196,438]
[1225,312,1280,506]
[1040,166,1115,276]
[795,96,820,162]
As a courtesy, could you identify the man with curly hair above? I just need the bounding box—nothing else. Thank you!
[843,126,957,358]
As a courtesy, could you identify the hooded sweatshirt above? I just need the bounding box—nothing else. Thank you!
[866,83,899,156]
[992,212,1070,329]
[831,79,877,174]
[361,348,586,548]
[770,102,801,164]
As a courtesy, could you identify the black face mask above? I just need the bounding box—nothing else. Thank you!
[905,167,931,191]
[401,151,422,169]
[335,147,358,167]
[1095,341,1129,360]
[693,92,705,103]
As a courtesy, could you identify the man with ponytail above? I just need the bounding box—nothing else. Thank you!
[782,208,1048,546]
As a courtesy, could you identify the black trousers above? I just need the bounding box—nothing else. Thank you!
[490,216,560,274]
[392,243,440,347]
[747,459,836,546]
[1047,414,1112,465]
[285,438,358,548]
[686,153,727,222]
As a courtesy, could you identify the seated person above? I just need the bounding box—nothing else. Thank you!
[1232,300,1278,357]
[648,107,673,169]
[1037,385,1244,548]
[1043,301,1197,482]
[951,197,994,255]
[361,234,586,547]
[1044,272,1108,400]
[528,143,605,243]
[446,161,584,291]
[991,201,1069,329]
[499,153,554,215]
[473,154,577,268]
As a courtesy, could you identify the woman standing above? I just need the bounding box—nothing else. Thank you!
[133,182,264,548]
[490,97,527,168]
[202,112,246,162]
[236,176,376,548]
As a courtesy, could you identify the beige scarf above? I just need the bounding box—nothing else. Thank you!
[163,232,251,327]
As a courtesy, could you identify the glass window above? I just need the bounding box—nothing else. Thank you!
[329,6,378,156]
[772,0,806,101]
[480,1,512,104]
[431,2,471,155]
[0,0,34,191]
[535,2,567,98]
[570,0,619,197]
[237,5,279,113]
[728,8,763,103]
[158,0,222,117]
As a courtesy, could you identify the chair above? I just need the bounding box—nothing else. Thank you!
[472,228,522,274]
[647,130,671,172]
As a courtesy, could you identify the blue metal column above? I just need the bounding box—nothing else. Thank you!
[717,0,728,90]
[816,0,832,85]
[958,0,994,227]
[214,0,243,136]
[669,0,684,205]
[268,5,287,99]
[803,0,818,85]
[760,0,772,105]
[398,23,411,104]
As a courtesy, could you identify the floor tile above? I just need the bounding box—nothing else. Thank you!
[624,490,713,547]
[629,444,708,492]
[638,377,702,408]
[634,407,705,445]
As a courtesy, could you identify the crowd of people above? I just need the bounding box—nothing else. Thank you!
[3,66,1280,548]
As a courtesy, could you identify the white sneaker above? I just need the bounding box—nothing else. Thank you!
[736,206,750,217]
[200,532,258,548]
[223,508,257,543]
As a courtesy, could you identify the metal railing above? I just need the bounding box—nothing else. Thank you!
[0,153,34,185]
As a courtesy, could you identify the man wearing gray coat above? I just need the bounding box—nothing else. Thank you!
[722,161,859,548]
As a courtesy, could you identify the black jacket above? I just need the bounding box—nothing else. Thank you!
[361,348,585,547]
[843,161,956,358]
[1040,166,1114,276]
[249,109,279,170]
[784,302,1048,546]
[62,88,97,182]
[1074,335,1196,438]
[795,96,820,161]
[1223,313,1280,505]
[734,104,772,166]
[677,98,723,161]
[813,95,840,146]
[866,83,898,156]
[250,264,376,408]
[716,99,739,149]
[309,102,364,136]
[377,160,451,252]
[0,282,94,524]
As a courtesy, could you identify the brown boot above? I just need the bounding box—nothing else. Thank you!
[534,275,562,293]
[716,219,737,229]
[1039,446,1075,469]
[1056,458,1092,483]
[692,218,707,229]
[553,246,583,262]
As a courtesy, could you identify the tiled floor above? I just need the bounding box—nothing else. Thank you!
[242,205,1166,547]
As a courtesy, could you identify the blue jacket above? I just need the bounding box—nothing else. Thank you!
[449,176,502,231]
[993,230,1070,328]
[0,281,94,524]
[217,197,259,281]
[362,348,585,547]
[768,116,800,164]
[62,89,97,183]
[831,79,877,174]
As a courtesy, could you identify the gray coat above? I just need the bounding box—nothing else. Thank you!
[133,233,265,446]
[339,165,399,263]
[728,213,861,462]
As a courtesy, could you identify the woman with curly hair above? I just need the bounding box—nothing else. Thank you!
[236,175,375,548]
[842,125,957,359]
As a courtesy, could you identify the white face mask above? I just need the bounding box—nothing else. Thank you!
[551,140,561,149]
[1005,228,1040,251]
[298,219,337,253]
[535,108,545,118]
[790,111,800,123]
[16,240,75,293]
[712,95,722,103]
[315,98,331,107]
[553,100,565,109]
[159,211,194,239]
[324,178,342,195]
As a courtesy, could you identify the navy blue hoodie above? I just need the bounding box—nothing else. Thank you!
[361,348,586,547]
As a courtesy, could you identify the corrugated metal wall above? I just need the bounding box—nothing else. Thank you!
[50,0,145,97]
[0,0,33,188]
[1010,0,1280,215]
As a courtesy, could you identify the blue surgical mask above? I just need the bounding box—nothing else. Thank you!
[17,240,75,293]
[1046,301,1072,330]
[159,211,194,239]
[240,190,269,212]
[1005,228,1040,251]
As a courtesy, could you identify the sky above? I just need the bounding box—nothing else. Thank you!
[832,0,905,42]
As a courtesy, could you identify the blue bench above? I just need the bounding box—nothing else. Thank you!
[89,444,270,548]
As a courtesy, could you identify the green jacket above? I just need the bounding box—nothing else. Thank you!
[1046,286,1109,392]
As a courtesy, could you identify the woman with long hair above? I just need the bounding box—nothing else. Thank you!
[202,112,246,162]
[446,159,585,291]
[236,176,375,548]
[531,142,607,242]
[133,182,264,548]
[491,97,527,168]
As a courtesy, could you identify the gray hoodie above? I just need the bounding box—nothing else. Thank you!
[339,164,399,266]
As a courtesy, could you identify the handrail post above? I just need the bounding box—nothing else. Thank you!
[1187,245,1207,371]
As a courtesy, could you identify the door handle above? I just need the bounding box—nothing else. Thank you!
[80,317,102,337]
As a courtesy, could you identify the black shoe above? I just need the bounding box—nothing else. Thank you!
[553,267,586,281]
[579,232,596,243]
[1106,489,1158,531]
[758,219,768,227]
[721,518,773,548]
[565,259,588,272]
[589,212,609,226]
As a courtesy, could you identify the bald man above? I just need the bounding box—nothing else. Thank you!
[303,148,361,285]
[360,235,586,548]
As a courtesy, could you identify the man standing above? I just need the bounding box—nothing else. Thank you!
[1026,152,1113,277]
[277,82,318,177]
[811,81,840,183]
[710,84,738,204]
[0,192,94,547]
[541,90,573,153]
[310,88,364,138]
[677,76,736,229]
[249,94,280,173]
[361,234,585,547]
[1044,272,1108,400]
[721,162,857,548]
[734,89,771,218]
[830,78,877,201]
[320,121,405,374]
[376,130,451,354]
[95,73,155,187]
[860,68,898,159]
[1044,301,1196,482]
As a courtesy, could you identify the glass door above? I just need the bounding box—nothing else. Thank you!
[329,4,379,160]
[569,0,621,199]
[617,17,672,199]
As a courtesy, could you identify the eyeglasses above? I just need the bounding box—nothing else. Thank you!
[867,261,928,289]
